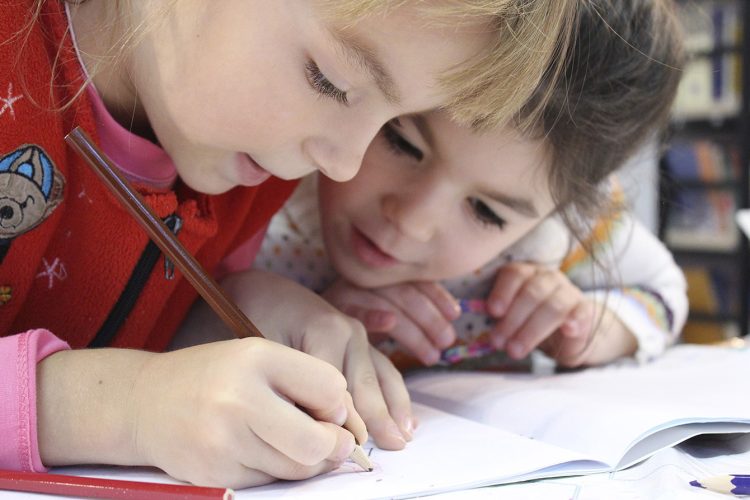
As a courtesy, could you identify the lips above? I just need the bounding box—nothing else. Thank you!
[235,153,271,186]
[350,226,399,268]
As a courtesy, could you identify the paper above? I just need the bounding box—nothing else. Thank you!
[2,345,747,500]
[232,344,750,498]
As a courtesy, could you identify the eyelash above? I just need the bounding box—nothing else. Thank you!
[382,122,424,161]
[305,60,348,105]
[468,198,507,230]
[383,123,506,231]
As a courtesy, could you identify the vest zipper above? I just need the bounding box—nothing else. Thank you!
[89,214,182,347]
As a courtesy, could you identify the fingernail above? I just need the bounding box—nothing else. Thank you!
[332,405,348,426]
[387,422,407,446]
[508,341,525,359]
[424,349,441,366]
[439,326,456,348]
[450,300,461,319]
[401,416,414,441]
[493,335,506,350]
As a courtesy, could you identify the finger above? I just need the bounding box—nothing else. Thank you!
[414,281,461,320]
[295,316,372,445]
[504,286,579,359]
[340,388,368,446]
[552,303,598,367]
[338,303,398,333]
[378,285,456,349]
[250,383,355,466]
[239,437,344,483]
[491,269,560,349]
[369,347,415,441]
[172,451,276,489]
[343,330,407,451]
[568,301,596,337]
[387,319,443,366]
[298,312,354,372]
[231,428,345,486]
[260,340,353,425]
[487,263,538,316]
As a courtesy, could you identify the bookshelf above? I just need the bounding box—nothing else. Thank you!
[659,0,749,342]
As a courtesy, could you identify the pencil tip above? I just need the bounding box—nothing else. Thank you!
[349,444,373,472]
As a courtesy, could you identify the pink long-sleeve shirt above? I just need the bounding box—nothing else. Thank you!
[0,330,69,471]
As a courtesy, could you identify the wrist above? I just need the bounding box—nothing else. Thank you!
[584,308,637,366]
[37,348,155,467]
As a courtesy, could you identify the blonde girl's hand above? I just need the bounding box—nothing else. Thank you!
[221,270,415,450]
[323,279,460,366]
[37,340,361,489]
[135,339,365,487]
[486,262,592,362]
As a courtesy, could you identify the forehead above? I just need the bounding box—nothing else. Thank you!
[427,112,555,209]
[326,4,493,111]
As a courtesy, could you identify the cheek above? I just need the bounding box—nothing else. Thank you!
[160,43,302,149]
[429,232,513,279]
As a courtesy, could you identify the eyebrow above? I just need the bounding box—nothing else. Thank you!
[329,27,401,105]
[483,190,539,218]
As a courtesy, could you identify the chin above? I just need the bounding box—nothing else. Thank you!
[180,175,234,195]
[338,265,402,289]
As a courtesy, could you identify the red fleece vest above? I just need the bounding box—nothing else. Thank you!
[0,0,297,350]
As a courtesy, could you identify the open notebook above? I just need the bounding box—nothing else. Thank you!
[33,344,750,500]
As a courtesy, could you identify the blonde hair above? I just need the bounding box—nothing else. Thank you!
[328,0,578,131]
[25,0,576,130]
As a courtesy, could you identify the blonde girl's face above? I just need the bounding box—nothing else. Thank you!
[123,1,492,194]
[318,112,557,288]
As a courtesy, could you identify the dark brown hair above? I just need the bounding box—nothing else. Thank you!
[525,0,684,229]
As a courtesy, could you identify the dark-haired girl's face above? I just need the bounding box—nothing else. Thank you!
[319,111,557,288]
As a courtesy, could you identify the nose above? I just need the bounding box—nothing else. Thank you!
[381,183,447,243]
[302,117,383,182]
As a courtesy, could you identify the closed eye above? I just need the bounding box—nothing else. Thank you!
[468,197,506,230]
[306,60,348,105]
[382,122,424,161]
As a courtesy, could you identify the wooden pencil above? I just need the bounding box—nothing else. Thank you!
[65,127,262,340]
[0,469,233,499]
[65,126,372,473]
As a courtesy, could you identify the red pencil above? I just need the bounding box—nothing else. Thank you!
[0,470,233,499]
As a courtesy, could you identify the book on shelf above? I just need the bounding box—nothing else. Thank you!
[49,345,750,500]
[672,1,742,121]
[665,188,738,250]
[683,265,737,316]
[665,138,740,182]
[677,1,741,54]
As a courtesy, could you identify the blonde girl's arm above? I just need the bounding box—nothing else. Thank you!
[35,337,363,488]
